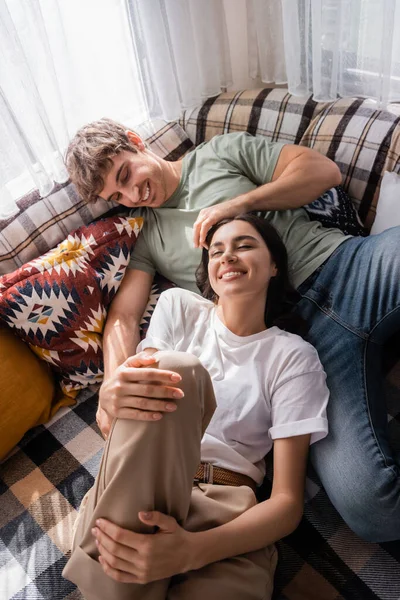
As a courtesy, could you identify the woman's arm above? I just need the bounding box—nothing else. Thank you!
[92,433,311,583]
[189,433,310,569]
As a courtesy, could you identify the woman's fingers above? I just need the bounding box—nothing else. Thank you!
[98,556,139,583]
[93,528,138,569]
[125,382,184,401]
[121,366,182,384]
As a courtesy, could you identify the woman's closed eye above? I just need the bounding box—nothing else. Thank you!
[210,245,252,258]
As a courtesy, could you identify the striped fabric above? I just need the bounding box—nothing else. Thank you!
[0,121,193,276]
[180,88,400,229]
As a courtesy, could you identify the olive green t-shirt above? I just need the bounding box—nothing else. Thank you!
[128,132,350,292]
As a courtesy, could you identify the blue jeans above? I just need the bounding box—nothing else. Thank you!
[296,226,400,542]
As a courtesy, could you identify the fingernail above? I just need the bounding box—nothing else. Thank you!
[166,403,177,411]
[173,390,184,399]
[142,512,151,520]
[170,374,181,382]
[92,527,98,537]
[96,519,103,527]
[152,413,162,420]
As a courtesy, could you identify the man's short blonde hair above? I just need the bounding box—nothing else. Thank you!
[65,118,139,204]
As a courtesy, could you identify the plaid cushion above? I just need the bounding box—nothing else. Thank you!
[0,121,193,276]
[302,97,400,229]
[180,88,328,147]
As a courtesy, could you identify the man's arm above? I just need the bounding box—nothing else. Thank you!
[97,269,183,437]
[193,144,342,247]
[243,144,342,212]
[102,269,151,376]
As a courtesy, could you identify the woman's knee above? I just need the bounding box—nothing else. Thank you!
[155,351,216,425]
[155,350,205,375]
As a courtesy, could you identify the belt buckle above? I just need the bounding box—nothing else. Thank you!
[194,462,214,485]
[204,462,214,484]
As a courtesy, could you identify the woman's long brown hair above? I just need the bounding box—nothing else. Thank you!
[195,214,307,336]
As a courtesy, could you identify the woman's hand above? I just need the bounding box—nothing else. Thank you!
[193,196,249,248]
[92,512,195,584]
[96,352,183,439]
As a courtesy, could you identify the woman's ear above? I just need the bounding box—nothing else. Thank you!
[271,263,278,277]
[126,130,146,150]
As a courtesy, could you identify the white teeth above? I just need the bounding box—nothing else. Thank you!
[143,183,150,202]
[221,271,244,280]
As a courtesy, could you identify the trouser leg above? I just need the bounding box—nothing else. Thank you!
[168,484,277,600]
[296,227,400,541]
[62,351,216,600]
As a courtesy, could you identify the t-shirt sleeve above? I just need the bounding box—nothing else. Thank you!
[211,132,285,185]
[128,231,156,276]
[136,290,175,353]
[269,347,329,445]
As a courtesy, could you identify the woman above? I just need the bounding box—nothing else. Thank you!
[63,214,329,600]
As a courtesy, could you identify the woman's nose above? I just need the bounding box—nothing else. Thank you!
[221,251,236,263]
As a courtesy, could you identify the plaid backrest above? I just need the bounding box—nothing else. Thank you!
[301,98,400,228]
[180,88,328,146]
[0,121,193,275]
[180,88,400,229]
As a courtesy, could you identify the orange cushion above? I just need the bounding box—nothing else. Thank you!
[0,327,73,460]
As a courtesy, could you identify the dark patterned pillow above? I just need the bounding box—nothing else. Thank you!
[139,273,176,340]
[305,186,366,236]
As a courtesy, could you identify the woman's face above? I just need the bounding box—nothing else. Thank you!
[207,220,277,301]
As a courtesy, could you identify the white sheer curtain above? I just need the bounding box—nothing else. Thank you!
[247,0,400,108]
[126,0,232,121]
[282,0,400,105]
[0,0,231,215]
[246,0,287,84]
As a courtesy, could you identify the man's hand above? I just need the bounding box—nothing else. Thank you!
[92,512,194,584]
[96,352,184,438]
[193,196,248,248]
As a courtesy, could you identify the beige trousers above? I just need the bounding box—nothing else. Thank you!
[63,351,277,600]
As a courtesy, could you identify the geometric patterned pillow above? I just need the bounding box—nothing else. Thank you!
[305,185,367,237]
[139,273,176,341]
[0,215,143,399]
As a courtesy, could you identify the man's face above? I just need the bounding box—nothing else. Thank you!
[99,147,169,209]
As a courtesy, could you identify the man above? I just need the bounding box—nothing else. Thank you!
[66,118,400,546]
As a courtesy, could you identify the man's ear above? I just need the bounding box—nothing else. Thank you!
[126,130,146,150]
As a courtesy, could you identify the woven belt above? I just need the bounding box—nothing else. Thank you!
[194,462,256,493]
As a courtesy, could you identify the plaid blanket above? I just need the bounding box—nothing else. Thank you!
[1,282,399,600]
[1,362,399,600]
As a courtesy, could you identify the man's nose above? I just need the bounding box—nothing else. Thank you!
[123,185,140,205]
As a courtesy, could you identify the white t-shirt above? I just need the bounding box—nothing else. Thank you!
[137,288,329,484]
